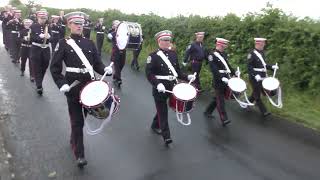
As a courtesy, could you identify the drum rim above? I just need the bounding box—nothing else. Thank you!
[228,77,247,93]
[172,82,198,101]
[79,80,112,108]
[262,77,280,91]
[115,22,129,50]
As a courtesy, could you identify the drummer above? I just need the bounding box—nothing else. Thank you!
[247,38,279,117]
[204,38,237,127]
[50,11,113,168]
[146,30,196,146]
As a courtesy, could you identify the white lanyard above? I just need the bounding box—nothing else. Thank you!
[66,38,95,79]
[156,50,178,77]
[213,52,231,73]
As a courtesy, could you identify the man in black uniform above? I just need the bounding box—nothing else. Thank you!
[50,15,62,51]
[50,11,113,168]
[146,30,196,145]
[19,19,34,80]
[28,7,37,22]
[247,38,279,117]
[30,10,52,95]
[108,20,127,88]
[183,32,206,91]
[94,18,105,57]
[1,5,13,51]
[204,38,238,126]
[83,15,92,39]
[6,9,23,63]
[57,11,66,39]
[131,38,143,71]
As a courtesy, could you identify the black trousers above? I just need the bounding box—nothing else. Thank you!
[96,34,104,57]
[191,60,203,90]
[30,46,50,89]
[9,34,20,61]
[131,47,141,67]
[112,48,126,81]
[67,97,85,159]
[151,97,171,140]
[205,86,231,123]
[20,46,34,77]
[249,78,267,114]
[3,28,9,50]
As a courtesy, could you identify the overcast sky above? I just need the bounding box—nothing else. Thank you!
[1,0,319,19]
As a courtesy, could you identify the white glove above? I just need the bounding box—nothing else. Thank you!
[222,77,229,84]
[182,62,187,67]
[104,65,113,74]
[255,74,262,81]
[39,33,45,39]
[272,64,279,70]
[107,33,113,40]
[235,70,240,77]
[188,74,196,82]
[59,84,70,93]
[23,36,29,41]
[156,83,166,93]
[102,26,105,30]
[45,33,51,39]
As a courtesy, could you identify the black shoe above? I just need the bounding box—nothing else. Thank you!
[222,119,231,127]
[151,127,162,135]
[30,77,35,82]
[20,71,24,76]
[136,66,140,71]
[164,138,173,146]
[36,88,43,95]
[203,111,214,119]
[76,158,88,168]
[263,112,271,117]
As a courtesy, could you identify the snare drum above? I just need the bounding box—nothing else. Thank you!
[228,77,247,93]
[169,83,197,113]
[80,80,120,119]
[262,77,280,96]
[116,21,142,50]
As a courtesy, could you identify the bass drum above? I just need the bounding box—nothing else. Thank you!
[116,21,142,50]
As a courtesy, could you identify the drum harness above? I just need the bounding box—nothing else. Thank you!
[66,38,118,135]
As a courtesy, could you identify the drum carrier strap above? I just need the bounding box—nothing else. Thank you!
[253,50,267,72]
[213,52,231,74]
[66,38,95,80]
[156,50,178,77]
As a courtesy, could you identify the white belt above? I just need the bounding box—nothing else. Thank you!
[21,44,31,47]
[253,68,266,72]
[155,75,176,81]
[11,31,19,33]
[66,67,89,74]
[219,70,230,73]
[96,32,104,34]
[60,24,66,27]
[52,30,59,33]
[84,27,91,29]
[32,42,50,48]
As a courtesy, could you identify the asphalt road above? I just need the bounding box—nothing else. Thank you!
[0,26,320,180]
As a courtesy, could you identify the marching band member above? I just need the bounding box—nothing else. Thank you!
[108,20,127,87]
[50,15,62,51]
[204,38,237,126]
[2,6,14,52]
[83,15,92,39]
[50,11,113,168]
[29,9,52,95]
[7,9,23,63]
[247,38,279,117]
[57,11,66,39]
[94,18,105,57]
[183,32,206,92]
[146,30,196,146]
[19,19,34,81]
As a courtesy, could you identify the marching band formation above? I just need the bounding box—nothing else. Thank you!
[0,5,283,169]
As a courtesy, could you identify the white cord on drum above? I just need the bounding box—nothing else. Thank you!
[175,101,192,126]
[233,92,255,108]
[264,86,283,108]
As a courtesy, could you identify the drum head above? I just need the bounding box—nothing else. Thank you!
[262,77,280,91]
[80,81,110,107]
[116,22,129,50]
[228,78,246,93]
[172,83,197,101]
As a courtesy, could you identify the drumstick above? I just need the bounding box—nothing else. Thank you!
[100,62,114,81]
[273,63,278,78]
[237,67,241,78]
[188,72,197,85]
[164,90,173,94]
